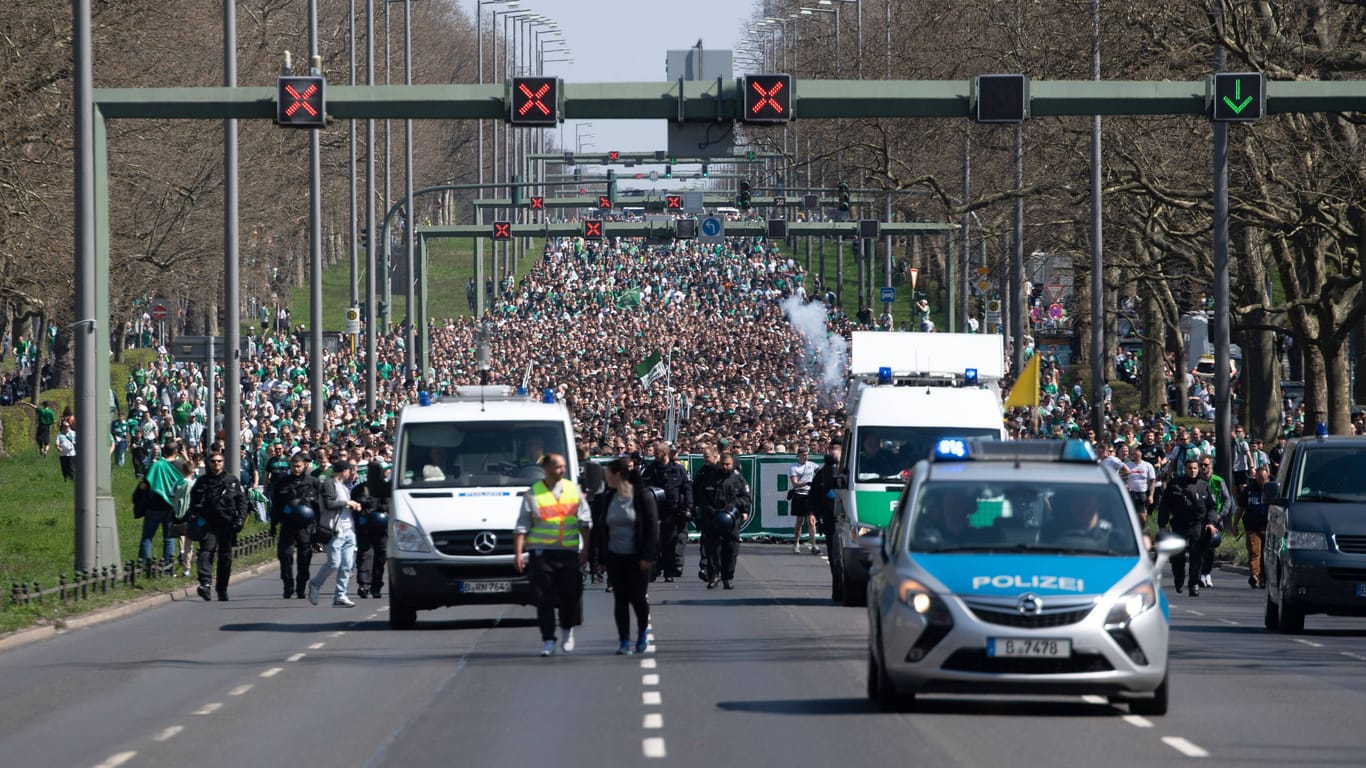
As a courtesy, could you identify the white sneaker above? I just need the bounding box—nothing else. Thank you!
[333,596,355,607]
[809,544,820,555]
[1204,574,1214,588]
[792,544,800,554]
[561,629,575,654]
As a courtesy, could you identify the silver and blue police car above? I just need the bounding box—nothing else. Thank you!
[863,438,1186,714]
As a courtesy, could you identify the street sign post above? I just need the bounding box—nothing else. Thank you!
[344,307,362,335]
[699,215,724,244]
[150,303,169,322]
[880,286,896,303]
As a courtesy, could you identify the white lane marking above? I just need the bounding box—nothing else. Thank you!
[643,713,663,729]
[308,642,326,650]
[642,674,660,686]
[91,752,137,768]
[642,691,662,706]
[1293,639,1323,648]
[643,737,667,758]
[1123,715,1154,728]
[367,613,380,619]
[645,644,657,654]
[153,725,184,742]
[228,684,253,696]
[329,631,346,638]
[193,703,222,715]
[1162,737,1210,757]
[1184,610,1205,616]
[1081,695,1106,704]
[1341,652,1366,662]
[286,653,306,662]
[640,658,657,670]
[260,667,284,678]
[1217,619,1240,626]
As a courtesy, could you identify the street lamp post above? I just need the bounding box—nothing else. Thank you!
[474,0,517,320]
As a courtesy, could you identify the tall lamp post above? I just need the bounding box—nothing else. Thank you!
[474,0,517,320]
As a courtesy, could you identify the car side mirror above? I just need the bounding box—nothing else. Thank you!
[1150,530,1187,570]
[858,533,884,556]
[1263,481,1282,506]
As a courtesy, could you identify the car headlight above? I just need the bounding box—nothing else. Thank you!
[393,519,432,553]
[897,578,936,614]
[1105,581,1157,626]
[1287,530,1328,550]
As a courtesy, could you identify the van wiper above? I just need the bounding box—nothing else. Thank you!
[1296,493,1350,503]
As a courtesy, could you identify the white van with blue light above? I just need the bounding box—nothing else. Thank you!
[862,438,1187,713]
[386,386,578,629]
[832,332,1007,606]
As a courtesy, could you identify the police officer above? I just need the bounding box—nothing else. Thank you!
[811,442,843,601]
[353,459,390,598]
[514,452,593,657]
[189,450,249,601]
[270,450,322,599]
[1158,457,1218,596]
[693,448,752,590]
[642,440,692,582]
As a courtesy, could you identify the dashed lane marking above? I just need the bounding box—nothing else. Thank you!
[642,691,662,706]
[329,631,346,638]
[643,713,663,729]
[640,658,657,669]
[1123,715,1154,728]
[642,674,660,686]
[260,667,284,678]
[192,703,222,715]
[91,751,137,768]
[308,642,326,650]
[1081,695,1106,704]
[153,726,184,742]
[1341,652,1366,662]
[1217,619,1240,625]
[1162,737,1210,758]
[643,737,667,758]
[228,684,253,696]
[286,653,306,662]
[1184,610,1205,617]
[1293,639,1324,648]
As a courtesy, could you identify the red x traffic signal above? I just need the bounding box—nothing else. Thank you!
[665,195,683,210]
[492,222,512,241]
[529,196,544,210]
[742,74,792,124]
[276,75,326,128]
[598,196,612,209]
[509,77,558,126]
[607,150,620,162]
[583,219,603,240]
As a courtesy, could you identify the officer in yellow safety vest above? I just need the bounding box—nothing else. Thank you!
[514,452,593,657]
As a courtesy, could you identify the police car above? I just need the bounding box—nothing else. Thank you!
[863,438,1186,714]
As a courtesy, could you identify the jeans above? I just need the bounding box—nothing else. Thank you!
[605,552,650,641]
[139,506,178,562]
[310,528,356,601]
[114,438,127,467]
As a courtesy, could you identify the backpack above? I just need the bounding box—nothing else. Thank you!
[132,481,150,519]
[172,477,196,522]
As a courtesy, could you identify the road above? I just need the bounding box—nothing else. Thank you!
[2,546,1364,768]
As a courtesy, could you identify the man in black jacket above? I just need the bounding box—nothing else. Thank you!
[642,440,692,582]
[694,448,752,589]
[189,450,250,601]
[1158,457,1218,595]
[270,451,322,599]
[811,442,844,601]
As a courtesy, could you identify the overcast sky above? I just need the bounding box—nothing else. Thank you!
[460,0,761,158]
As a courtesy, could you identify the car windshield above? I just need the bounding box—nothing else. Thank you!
[906,481,1138,556]
[854,426,999,482]
[1293,448,1366,502]
[397,421,568,488]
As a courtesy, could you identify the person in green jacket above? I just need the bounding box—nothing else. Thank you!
[1198,458,1234,588]
[19,400,57,457]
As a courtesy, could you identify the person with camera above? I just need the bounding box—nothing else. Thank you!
[307,460,362,607]
[353,459,391,599]
[188,450,249,601]
[693,448,752,590]
[270,450,322,599]
[642,440,691,582]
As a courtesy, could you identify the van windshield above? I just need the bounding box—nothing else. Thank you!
[1293,447,1366,502]
[854,427,999,482]
[398,421,569,488]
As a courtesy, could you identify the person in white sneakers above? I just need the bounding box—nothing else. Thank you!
[514,452,593,657]
[788,448,820,554]
[308,460,361,608]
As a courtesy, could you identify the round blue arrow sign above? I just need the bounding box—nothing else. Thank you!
[701,217,723,237]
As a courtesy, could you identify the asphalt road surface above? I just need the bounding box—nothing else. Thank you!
[2,545,1364,768]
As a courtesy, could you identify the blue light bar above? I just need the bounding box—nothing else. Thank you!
[542,388,557,404]
[933,438,971,461]
[877,366,893,385]
[964,367,978,385]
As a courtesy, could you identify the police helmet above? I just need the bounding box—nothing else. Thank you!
[714,510,736,531]
[370,510,390,529]
[1208,530,1222,549]
[293,503,316,522]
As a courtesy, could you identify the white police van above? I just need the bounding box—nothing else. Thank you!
[386,386,577,629]
[833,332,1007,606]
[863,438,1186,713]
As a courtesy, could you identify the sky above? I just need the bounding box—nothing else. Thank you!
[461,0,762,160]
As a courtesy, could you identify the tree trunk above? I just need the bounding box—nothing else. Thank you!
[1324,336,1351,435]
[1142,291,1165,411]
[50,324,74,390]
[29,315,46,405]
[112,319,126,364]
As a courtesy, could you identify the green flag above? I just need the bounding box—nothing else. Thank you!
[632,351,666,390]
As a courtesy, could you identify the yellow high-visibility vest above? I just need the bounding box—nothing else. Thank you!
[526,480,583,549]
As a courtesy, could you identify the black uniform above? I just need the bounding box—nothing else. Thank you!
[642,458,692,580]
[353,461,390,598]
[578,460,607,581]
[810,457,843,600]
[1158,473,1217,593]
[189,470,249,599]
[270,471,322,598]
[693,462,752,586]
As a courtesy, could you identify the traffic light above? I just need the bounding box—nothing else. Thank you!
[665,159,674,179]
[738,180,752,210]
[837,182,851,212]
[276,75,326,128]
[492,222,512,241]
[359,227,369,247]
[745,150,757,161]
[606,169,617,206]
[742,74,793,124]
[701,163,709,178]
[574,168,582,183]
[1211,72,1264,122]
[675,219,697,239]
[511,174,522,207]
[974,74,1029,123]
[509,76,559,126]
[583,219,603,241]
[608,150,620,162]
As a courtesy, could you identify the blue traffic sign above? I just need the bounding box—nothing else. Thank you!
[880,286,895,303]
[700,217,723,237]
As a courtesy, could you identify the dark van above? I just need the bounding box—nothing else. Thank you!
[1263,435,1366,633]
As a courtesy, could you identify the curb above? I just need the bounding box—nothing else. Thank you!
[0,559,280,655]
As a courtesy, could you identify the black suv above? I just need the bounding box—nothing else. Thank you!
[1263,435,1366,633]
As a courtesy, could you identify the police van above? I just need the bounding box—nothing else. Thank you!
[862,439,1186,713]
[386,386,577,629]
[833,332,1007,606]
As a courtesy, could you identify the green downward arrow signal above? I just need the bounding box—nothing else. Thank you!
[1223,79,1254,114]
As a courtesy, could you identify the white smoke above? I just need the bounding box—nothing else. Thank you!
[780,296,848,402]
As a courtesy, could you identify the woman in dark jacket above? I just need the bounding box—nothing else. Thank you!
[592,457,660,655]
